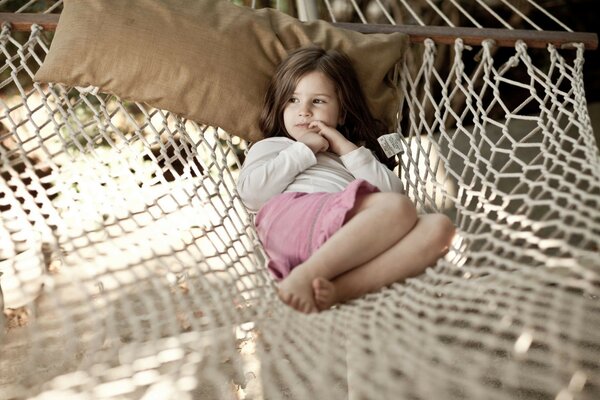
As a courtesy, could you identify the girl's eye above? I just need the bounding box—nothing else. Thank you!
[289,97,299,103]
[313,99,325,104]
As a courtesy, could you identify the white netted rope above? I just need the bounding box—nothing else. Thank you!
[1,1,599,399]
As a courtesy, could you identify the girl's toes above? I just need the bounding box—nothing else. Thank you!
[312,278,336,311]
[289,295,301,309]
[277,290,290,304]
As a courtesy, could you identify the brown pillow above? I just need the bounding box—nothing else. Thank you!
[34,0,408,142]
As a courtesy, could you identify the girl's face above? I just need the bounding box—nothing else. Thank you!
[283,71,342,141]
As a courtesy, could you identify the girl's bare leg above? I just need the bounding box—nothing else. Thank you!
[313,213,455,311]
[277,192,418,313]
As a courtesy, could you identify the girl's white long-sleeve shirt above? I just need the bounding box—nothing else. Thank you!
[237,137,404,212]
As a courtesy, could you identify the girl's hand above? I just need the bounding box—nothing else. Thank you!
[297,131,329,154]
[309,120,358,156]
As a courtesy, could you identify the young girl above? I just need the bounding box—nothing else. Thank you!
[237,46,455,313]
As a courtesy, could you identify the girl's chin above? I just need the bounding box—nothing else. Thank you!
[292,129,317,137]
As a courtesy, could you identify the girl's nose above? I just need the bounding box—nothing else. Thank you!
[298,103,311,116]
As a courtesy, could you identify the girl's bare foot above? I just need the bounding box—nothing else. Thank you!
[277,267,317,313]
[313,278,337,311]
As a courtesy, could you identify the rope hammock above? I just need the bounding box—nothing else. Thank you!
[1,0,599,399]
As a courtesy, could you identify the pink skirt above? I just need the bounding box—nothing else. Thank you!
[255,179,379,281]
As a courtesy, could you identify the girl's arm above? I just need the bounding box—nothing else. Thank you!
[310,121,403,193]
[341,146,404,193]
[237,139,317,211]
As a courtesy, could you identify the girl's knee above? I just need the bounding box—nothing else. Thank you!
[381,193,417,222]
[427,214,456,247]
[349,192,417,227]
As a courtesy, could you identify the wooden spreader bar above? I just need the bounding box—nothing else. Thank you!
[1,12,597,50]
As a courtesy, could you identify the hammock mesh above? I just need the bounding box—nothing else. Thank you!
[1,1,599,399]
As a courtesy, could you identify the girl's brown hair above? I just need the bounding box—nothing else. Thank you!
[259,46,396,170]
